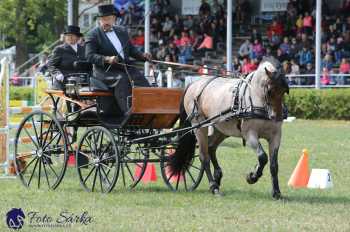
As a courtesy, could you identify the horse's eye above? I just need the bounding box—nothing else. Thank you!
[267,89,272,96]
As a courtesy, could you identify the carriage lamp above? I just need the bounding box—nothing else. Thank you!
[65,76,81,96]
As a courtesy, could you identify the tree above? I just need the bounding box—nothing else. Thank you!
[0,0,66,68]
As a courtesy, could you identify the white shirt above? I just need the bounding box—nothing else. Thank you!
[70,43,78,53]
[105,30,125,59]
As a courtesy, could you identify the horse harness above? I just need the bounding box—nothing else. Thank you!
[229,71,273,121]
[187,71,280,129]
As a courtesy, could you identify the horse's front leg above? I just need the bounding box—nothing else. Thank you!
[245,133,268,185]
[208,130,226,187]
[196,127,222,196]
[269,136,282,200]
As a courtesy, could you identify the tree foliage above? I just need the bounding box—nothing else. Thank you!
[0,0,66,66]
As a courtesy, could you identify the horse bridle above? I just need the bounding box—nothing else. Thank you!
[231,71,279,121]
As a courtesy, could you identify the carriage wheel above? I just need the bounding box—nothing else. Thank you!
[14,111,68,189]
[160,144,204,191]
[76,126,119,193]
[116,143,149,189]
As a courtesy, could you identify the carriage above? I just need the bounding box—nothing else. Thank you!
[14,57,289,199]
[13,70,205,193]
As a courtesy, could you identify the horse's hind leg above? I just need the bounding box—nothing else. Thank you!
[208,130,227,187]
[245,133,268,185]
[196,127,221,195]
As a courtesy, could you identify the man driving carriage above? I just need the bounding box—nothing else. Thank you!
[86,4,152,117]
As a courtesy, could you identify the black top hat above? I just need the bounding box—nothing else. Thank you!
[97,4,119,17]
[64,25,82,37]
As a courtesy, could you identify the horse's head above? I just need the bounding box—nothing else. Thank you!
[257,57,289,121]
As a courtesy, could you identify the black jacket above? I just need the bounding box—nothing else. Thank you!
[85,26,146,80]
[48,43,86,79]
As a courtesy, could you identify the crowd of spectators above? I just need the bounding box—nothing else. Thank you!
[120,0,350,86]
[237,0,350,85]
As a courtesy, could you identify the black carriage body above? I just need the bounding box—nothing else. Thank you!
[14,72,204,193]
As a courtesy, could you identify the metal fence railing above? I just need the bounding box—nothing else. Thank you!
[286,73,350,88]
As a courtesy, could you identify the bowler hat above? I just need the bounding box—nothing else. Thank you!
[64,25,82,37]
[97,4,119,17]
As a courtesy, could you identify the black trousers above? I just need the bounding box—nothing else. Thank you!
[98,66,150,117]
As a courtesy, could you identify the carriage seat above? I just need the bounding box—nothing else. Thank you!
[79,78,109,92]
[79,76,121,92]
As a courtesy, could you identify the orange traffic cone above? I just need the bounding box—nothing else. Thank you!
[67,153,76,167]
[135,163,157,183]
[288,149,310,188]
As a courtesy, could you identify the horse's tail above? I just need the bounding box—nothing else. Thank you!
[168,87,197,175]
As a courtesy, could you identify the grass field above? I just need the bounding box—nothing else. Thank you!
[1,120,350,232]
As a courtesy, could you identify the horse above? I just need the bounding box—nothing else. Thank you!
[169,57,289,199]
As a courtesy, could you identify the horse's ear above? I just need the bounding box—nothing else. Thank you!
[264,67,269,75]
[264,67,273,80]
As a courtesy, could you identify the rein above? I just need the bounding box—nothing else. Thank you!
[229,71,274,121]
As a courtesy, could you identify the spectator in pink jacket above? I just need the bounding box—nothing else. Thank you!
[303,12,313,35]
[251,39,264,59]
[194,32,213,56]
[337,58,350,85]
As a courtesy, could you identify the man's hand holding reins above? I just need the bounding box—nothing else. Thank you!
[104,56,119,64]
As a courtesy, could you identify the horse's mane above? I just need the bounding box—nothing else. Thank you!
[258,56,282,73]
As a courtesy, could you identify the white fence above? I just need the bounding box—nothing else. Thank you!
[286,73,350,88]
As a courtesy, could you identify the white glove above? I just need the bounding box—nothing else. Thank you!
[55,73,64,82]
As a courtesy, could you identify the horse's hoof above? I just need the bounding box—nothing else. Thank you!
[272,191,282,200]
[246,172,258,184]
[213,189,224,197]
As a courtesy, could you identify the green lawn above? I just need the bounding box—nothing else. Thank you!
[1,120,350,232]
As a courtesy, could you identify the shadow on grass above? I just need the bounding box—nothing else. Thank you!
[282,194,350,205]
[222,188,350,205]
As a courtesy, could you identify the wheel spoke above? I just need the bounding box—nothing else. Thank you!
[185,167,196,184]
[99,132,104,151]
[27,158,39,186]
[183,172,188,191]
[98,167,103,192]
[43,145,65,153]
[92,131,99,157]
[167,170,176,183]
[100,142,112,158]
[84,141,94,158]
[31,116,41,147]
[77,162,94,169]
[100,163,113,170]
[91,167,98,192]
[86,135,96,157]
[37,158,42,188]
[189,164,201,171]
[40,114,43,146]
[100,166,112,186]
[175,173,180,191]
[83,166,96,184]
[124,163,135,182]
[42,159,51,188]
[121,163,126,186]
[42,120,53,147]
[46,161,59,179]
[42,131,60,151]
[23,128,39,149]
[18,157,37,175]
